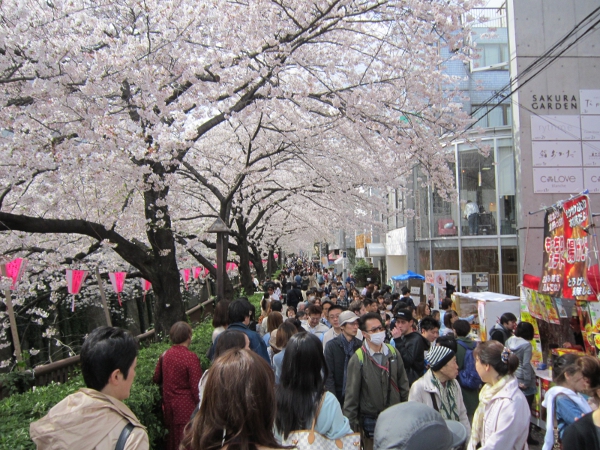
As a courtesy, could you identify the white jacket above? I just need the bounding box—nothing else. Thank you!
[477,376,530,450]
[408,369,471,437]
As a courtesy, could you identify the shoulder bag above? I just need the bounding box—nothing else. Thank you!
[282,395,361,449]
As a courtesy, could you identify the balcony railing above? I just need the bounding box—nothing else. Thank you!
[467,7,507,28]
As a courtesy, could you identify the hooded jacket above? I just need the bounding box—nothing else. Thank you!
[30,388,149,450]
[506,336,536,391]
[488,323,512,344]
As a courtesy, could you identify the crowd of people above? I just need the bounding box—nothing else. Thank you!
[28,260,600,450]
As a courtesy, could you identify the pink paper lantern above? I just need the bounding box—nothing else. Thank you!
[109,272,127,306]
[66,269,88,312]
[5,258,27,290]
[141,278,151,302]
[180,268,191,290]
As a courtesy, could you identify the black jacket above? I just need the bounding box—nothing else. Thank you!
[393,332,425,386]
[562,411,600,450]
[489,323,512,345]
[324,334,362,405]
[286,287,302,309]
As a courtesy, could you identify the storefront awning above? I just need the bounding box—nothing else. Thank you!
[366,243,386,257]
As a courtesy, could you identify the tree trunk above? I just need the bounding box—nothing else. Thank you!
[267,248,276,278]
[251,244,266,283]
[235,219,256,296]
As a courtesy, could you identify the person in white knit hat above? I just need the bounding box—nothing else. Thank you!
[408,345,470,438]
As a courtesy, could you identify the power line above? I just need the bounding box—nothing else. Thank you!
[462,6,600,134]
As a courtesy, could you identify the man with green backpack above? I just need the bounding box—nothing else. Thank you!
[343,313,410,450]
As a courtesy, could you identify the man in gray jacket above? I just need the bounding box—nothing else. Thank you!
[343,313,410,450]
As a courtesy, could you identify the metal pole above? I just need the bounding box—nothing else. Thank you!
[216,232,226,300]
[95,267,112,326]
[1,264,22,364]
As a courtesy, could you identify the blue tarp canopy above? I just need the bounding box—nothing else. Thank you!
[391,270,425,281]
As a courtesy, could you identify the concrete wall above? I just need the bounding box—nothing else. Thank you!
[507,0,600,279]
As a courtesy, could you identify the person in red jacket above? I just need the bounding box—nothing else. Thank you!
[153,321,202,450]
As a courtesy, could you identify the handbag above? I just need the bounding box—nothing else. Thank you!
[282,395,361,449]
[552,396,563,450]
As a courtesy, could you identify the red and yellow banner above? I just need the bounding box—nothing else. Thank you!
[539,194,593,300]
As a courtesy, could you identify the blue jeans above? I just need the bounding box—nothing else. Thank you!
[468,214,478,235]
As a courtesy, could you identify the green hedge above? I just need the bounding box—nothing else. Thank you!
[0,293,263,450]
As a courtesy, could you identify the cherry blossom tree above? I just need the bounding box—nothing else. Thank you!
[0,0,476,346]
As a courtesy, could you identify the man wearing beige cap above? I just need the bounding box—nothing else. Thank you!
[324,310,363,405]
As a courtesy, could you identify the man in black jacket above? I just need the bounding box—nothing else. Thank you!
[392,309,425,386]
[285,282,302,310]
[324,311,362,405]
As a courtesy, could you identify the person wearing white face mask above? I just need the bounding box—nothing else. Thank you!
[343,313,410,450]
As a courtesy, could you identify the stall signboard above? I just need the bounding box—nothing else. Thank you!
[539,194,593,300]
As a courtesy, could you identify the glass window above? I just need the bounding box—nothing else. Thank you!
[433,248,459,271]
[471,104,512,128]
[461,247,499,292]
[501,247,519,296]
[419,247,431,273]
[497,138,516,235]
[458,142,496,236]
[472,43,508,69]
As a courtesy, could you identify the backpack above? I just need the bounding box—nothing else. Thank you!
[300,277,309,291]
[456,340,482,390]
[355,344,396,365]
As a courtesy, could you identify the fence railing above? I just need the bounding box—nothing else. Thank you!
[488,274,519,296]
[0,298,214,400]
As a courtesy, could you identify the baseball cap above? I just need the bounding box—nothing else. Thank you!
[395,309,413,322]
[339,311,360,326]
[374,402,467,450]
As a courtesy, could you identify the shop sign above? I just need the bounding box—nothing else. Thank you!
[539,194,592,300]
[533,167,583,194]
[584,167,600,194]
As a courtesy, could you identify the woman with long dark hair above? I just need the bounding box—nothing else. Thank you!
[182,348,285,450]
[275,332,352,442]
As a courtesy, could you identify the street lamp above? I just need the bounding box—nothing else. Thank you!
[207,217,231,301]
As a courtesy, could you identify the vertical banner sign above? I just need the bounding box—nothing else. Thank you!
[562,195,592,300]
[141,278,152,302]
[66,269,88,312]
[539,208,565,296]
[180,268,191,290]
[109,272,127,306]
[6,258,27,290]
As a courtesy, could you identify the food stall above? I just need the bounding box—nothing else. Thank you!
[452,291,521,342]
[391,270,425,304]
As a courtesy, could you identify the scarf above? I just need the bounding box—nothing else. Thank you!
[341,335,356,397]
[430,374,460,421]
[541,386,592,450]
[467,375,511,450]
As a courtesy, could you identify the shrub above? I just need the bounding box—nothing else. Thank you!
[0,293,264,450]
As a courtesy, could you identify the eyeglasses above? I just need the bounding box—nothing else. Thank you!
[367,326,385,333]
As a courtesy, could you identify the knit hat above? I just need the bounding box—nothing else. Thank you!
[426,345,455,372]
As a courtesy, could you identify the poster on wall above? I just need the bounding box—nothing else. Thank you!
[538,194,593,300]
[538,208,565,296]
[562,195,592,300]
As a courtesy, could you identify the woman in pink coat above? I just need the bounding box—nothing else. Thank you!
[153,321,202,450]
[468,340,530,450]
